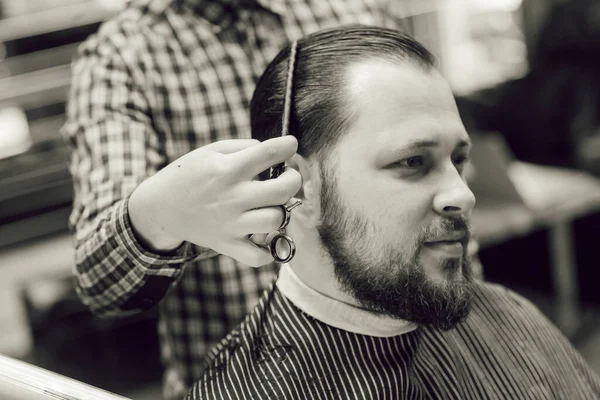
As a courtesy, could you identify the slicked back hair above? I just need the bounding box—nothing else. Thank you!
[250,25,437,172]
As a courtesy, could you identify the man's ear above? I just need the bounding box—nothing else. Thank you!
[286,154,321,227]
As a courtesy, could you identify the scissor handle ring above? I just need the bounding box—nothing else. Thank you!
[267,231,296,263]
[278,199,303,230]
[278,206,292,231]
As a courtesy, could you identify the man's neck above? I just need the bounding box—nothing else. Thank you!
[286,227,357,306]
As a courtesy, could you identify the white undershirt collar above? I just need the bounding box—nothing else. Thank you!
[276,264,419,337]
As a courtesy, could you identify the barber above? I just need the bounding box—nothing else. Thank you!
[61,1,410,399]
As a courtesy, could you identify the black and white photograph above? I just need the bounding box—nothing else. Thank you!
[0,0,599,399]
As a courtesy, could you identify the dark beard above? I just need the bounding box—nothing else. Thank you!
[316,165,475,331]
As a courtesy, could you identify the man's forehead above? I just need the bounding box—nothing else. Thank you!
[341,59,466,151]
[344,59,453,112]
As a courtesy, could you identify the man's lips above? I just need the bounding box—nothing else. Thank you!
[426,230,469,243]
[423,231,469,257]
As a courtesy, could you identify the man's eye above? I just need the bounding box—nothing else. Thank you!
[398,156,425,168]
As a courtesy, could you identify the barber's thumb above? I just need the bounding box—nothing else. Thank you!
[249,233,269,247]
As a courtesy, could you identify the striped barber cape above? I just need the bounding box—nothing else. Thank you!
[187,279,600,399]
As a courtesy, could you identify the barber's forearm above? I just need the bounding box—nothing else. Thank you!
[73,196,198,316]
[72,199,158,316]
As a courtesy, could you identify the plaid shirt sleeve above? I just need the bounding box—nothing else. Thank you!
[62,22,201,317]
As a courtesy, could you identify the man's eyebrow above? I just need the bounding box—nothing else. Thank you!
[404,140,438,150]
[402,137,471,150]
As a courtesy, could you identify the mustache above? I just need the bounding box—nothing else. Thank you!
[420,217,471,243]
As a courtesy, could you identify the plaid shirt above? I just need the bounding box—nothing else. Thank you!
[62,0,408,398]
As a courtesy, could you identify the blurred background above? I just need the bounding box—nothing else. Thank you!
[0,0,598,398]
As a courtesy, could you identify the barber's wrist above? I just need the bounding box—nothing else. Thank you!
[128,184,183,253]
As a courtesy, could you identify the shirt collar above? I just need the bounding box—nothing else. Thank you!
[180,0,284,30]
[276,264,419,337]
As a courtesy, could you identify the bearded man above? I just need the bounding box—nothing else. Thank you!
[187,26,600,400]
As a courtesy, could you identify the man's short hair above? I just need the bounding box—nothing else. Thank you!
[250,25,436,166]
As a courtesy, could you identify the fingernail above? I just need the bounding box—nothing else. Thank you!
[281,135,297,144]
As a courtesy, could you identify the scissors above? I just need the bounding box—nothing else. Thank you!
[257,163,302,263]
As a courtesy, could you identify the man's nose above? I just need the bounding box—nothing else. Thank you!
[432,170,476,217]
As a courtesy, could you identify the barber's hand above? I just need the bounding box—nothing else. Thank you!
[128,136,302,267]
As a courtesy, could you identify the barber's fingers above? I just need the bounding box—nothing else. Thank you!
[243,167,303,210]
[218,239,273,268]
[237,207,286,234]
[229,136,298,179]
[204,139,261,154]
[249,233,269,247]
